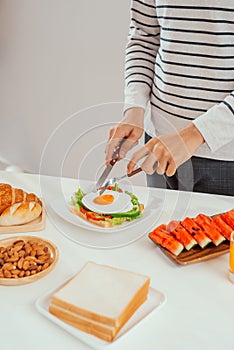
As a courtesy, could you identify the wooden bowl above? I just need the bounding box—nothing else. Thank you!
[0,236,58,285]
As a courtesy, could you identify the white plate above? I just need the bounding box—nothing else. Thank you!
[48,183,164,249]
[35,280,166,350]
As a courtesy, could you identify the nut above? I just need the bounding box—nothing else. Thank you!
[0,239,53,279]
[19,270,25,277]
[36,248,45,256]
[11,269,20,276]
[18,250,25,258]
[3,270,12,278]
[2,263,14,271]
[24,243,32,255]
[22,260,30,271]
[7,254,19,262]
[42,262,50,271]
[17,257,24,269]
[13,245,24,253]
[31,249,37,257]
[13,240,24,246]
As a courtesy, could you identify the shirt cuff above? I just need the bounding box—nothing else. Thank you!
[193,103,233,153]
[123,83,150,114]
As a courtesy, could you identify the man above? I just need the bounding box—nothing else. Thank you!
[105,0,234,195]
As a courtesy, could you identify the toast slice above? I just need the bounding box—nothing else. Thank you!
[49,262,150,341]
[49,293,147,342]
[70,206,112,228]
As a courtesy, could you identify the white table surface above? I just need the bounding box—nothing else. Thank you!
[0,171,234,350]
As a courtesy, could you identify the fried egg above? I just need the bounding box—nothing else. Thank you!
[93,194,115,205]
[82,190,133,214]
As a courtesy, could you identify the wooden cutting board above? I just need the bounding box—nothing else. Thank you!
[0,206,46,234]
[148,212,232,265]
[158,240,230,265]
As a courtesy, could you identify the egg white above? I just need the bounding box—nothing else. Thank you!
[82,190,133,214]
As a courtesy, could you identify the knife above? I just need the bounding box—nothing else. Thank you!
[93,138,126,192]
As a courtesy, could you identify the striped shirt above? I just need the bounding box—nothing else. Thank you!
[124,0,234,160]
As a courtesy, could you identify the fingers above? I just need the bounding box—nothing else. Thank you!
[105,137,122,164]
[105,108,145,164]
[140,153,158,175]
[127,141,155,174]
[107,126,115,142]
[105,125,143,164]
[127,137,178,176]
[105,127,126,164]
[118,134,139,159]
[127,127,196,177]
[165,162,177,177]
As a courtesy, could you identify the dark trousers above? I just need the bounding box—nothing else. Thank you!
[145,133,234,196]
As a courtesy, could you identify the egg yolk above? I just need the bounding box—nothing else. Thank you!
[93,194,115,205]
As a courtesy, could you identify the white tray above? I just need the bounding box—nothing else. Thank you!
[35,281,166,350]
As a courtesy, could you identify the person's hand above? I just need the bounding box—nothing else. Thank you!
[105,107,144,163]
[127,123,204,176]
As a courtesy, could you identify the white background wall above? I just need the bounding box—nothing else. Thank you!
[0,0,146,185]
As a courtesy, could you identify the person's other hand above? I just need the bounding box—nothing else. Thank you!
[127,123,204,176]
[105,107,144,163]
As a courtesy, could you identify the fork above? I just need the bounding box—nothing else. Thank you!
[99,167,142,195]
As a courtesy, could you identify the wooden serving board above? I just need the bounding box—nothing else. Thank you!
[0,206,46,234]
[148,212,232,266]
[157,240,230,266]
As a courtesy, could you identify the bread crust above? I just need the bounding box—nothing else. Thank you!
[0,201,42,226]
[49,262,150,342]
[0,183,41,215]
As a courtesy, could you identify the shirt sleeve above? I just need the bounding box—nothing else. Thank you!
[193,92,234,152]
[124,0,160,113]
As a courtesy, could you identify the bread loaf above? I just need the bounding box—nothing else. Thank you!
[0,202,42,226]
[0,183,41,215]
[49,262,150,341]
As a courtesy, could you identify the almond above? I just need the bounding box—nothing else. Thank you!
[11,269,20,276]
[36,248,46,256]
[19,270,25,277]
[18,250,25,258]
[17,257,24,269]
[37,265,42,272]
[7,254,19,262]
[31,249,37,257]
[13,245,24,253]
[4,270,12,278]
[22,260,30,271]
[0,239,53,279]
[14,240,25,246]
[24,244,32,255]
[2,263,14,271]
[42,262,49,271]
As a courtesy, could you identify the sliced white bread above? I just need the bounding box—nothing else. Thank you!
[50,262,150,336]
[49,292,147,342]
